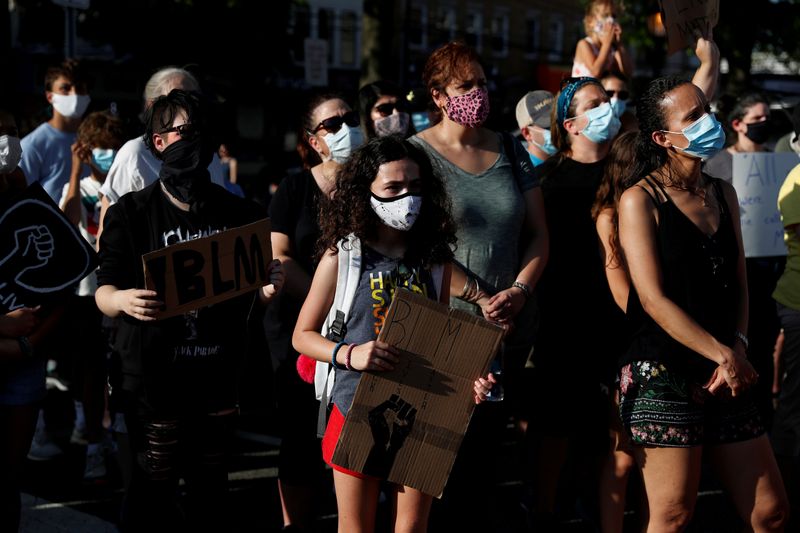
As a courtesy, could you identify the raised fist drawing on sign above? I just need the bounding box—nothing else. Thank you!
[0,226,55,290]
[364,394,417,477]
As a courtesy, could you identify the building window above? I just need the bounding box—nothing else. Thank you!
[408,3,428,51]
[288,3,311,63]
[340,10,357,67]
[432,5,456,47]
[490,9,509,57]
[465,8,483,53]
[525,12,540,58]
[317,8,335,64]
[547,15,564,62]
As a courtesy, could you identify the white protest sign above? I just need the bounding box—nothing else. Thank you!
[732,153,800,257]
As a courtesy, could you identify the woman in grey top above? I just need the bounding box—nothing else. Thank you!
[407,40,548,531]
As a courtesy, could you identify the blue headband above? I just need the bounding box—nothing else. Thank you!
[557,77,599,124]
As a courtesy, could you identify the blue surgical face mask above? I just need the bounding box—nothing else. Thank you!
[91,148,117,173]
[322,125,364,163]
[530,127,557,155]
[412,112,431,133]
[567,102,621,144]
[610,97,627,118]
[662,113,726,160]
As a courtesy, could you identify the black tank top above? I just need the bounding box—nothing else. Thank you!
[622,175,740,381]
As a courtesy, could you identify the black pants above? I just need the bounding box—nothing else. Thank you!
[119,394,236,532]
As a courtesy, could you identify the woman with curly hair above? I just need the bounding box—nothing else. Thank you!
[293,136,496,533]
[618,75,788,532]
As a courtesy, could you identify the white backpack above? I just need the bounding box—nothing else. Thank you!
[314,234,444,434]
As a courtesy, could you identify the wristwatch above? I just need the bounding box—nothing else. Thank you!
[17,336,34,359]
[512,281,532,300]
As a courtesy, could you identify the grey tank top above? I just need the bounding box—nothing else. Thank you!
[331,245,436,415]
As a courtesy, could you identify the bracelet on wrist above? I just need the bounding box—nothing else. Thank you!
[734,330,749,350]
[512,281,532,300]
[331,341,346,370]
[345,343,359,371]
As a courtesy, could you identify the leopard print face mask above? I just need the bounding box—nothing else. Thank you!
[445,86,490,128]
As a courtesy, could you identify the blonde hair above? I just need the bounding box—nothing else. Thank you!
[583,0,616,36]
[143,67,199,104]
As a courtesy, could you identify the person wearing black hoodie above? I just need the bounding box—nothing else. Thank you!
[95,89,283,530]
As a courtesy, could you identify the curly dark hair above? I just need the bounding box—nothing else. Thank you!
[591,130,638,266]
[629,75,692,186]
[77,111,125,150]
[317,135,456,266]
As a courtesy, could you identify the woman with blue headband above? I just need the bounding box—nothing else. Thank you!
[617,76,788,531]
[523,76,621,528]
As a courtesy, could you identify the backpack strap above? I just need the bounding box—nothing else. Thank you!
[501,131,533,191]
[315,234,362,437]
[431,264,445,301]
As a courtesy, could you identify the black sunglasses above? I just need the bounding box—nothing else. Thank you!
[605,89,630,100]
[309,111,360,134]
[158,123,198,138]
[374,101,407,117]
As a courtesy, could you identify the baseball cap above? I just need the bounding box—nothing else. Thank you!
[516,90,555,130]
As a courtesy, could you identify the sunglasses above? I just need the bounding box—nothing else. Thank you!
[374,101,407,117]
[605,89,630,100]
[158,123,198,138]
[309,111,360,134]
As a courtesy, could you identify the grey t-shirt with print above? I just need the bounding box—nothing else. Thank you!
[408,133,539,314]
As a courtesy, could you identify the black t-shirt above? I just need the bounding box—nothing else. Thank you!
[269,169,322,276]
[532,156,619,372]
[265,169,322,342]
[97,181,267,414]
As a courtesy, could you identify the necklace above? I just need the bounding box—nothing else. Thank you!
[661,170,712,208]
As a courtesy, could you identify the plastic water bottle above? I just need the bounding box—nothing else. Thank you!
[485,357,504,402]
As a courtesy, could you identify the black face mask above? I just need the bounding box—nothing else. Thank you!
[159,135,214,213]
[744,120,770,145]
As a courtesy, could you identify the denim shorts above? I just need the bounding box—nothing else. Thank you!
[619,360,764,447]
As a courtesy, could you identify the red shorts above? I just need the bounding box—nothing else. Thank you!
[322,404,375,480]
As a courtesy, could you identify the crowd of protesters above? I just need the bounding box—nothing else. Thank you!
[3,1,800,531]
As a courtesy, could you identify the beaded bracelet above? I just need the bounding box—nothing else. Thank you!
[345,343,359,371]
[331,341,346,370]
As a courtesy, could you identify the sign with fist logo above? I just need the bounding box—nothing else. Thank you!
[0,184,97,313]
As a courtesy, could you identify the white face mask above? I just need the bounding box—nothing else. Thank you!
[51,93,91,119]
[0,135,23,173]
[370,192,422,231]
[323,125,364,163]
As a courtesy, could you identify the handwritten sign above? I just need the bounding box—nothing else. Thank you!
[332,290,504,497]
[0,184,97,313]
[733,153,799,258]
[142,218,271,319]
[658,0,719,55]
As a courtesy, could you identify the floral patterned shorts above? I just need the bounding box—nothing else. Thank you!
[619,361,764,447]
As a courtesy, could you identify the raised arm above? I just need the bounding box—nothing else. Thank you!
[691,34,720,101]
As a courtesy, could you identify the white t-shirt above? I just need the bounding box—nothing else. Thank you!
[99,136,226,204]
[60,177,103,296]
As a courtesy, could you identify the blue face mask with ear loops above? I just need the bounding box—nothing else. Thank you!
[531,128,557,155]
[91,148,117,173]
[662,113,726,160]
[567,102,621,144]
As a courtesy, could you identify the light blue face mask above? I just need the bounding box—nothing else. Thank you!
[567,102,621,144]
[91,148,117,173]
[610,97,627,118]
[530,127,557,155]
[323,125,364,163]
[662,113,726,160]
[412,112,431,133]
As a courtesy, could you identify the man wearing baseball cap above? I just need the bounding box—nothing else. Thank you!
[515,90,556,166]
